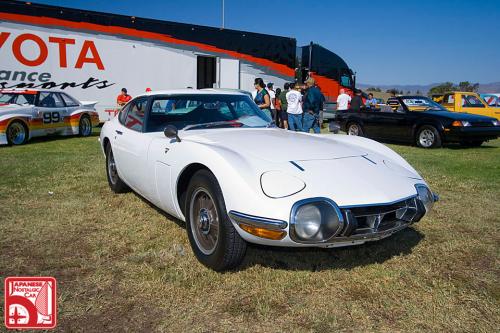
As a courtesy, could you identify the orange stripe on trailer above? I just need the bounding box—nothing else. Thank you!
[0,12,295,78]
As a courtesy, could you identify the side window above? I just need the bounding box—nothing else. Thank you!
[38,92,64,108]
[444,94,454,104]
[387,99,401,112]
[462,95,485,108]
[124,97,147,132]
[60,93,80,107]
[119,104,130,125]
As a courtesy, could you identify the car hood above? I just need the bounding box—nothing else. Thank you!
[424,110,496,121]
[181,128,368,162]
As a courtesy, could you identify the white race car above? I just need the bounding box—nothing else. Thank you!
[0,89,99,145]
[100,89,438,271]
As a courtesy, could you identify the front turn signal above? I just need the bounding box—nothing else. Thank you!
[239,224,286,240]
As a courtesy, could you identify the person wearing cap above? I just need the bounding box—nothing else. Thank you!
[117,88,132,106]
[302,77,323,133]
[266,82,277,124]
[350,89,363,112]
[145,87,152,92]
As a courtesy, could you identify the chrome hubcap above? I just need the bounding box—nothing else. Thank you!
[190,188,219,255]
[7,123,26,145]
[81,117,92,136]
[107,150,118,185]
[348,124,359,136]
[419,129,435,147]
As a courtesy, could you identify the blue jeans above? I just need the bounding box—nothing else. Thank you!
[288,113,303,131]
[302,112,320,133]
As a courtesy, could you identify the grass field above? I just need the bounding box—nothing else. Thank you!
[1,131,499,332]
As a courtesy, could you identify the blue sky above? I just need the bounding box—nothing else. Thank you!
[32,0,500,85]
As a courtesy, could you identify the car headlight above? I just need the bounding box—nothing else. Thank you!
[492,120,499,126]
[290,198,344,243]
[415,184,436,213]
[451,120,471,127]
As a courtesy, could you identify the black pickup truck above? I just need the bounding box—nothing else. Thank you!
[333,96,500,148]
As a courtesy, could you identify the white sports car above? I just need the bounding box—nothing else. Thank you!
[100,90,438,271]
[0,89,99,145]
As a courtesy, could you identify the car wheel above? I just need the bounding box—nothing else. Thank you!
[347,122,364,136]
[79,114,92,137]
[416,125,441,148]
[185,169,247,271]
[105,143,130,193]
[6,120,28,145]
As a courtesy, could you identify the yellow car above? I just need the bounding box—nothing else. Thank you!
[432,92,500,120]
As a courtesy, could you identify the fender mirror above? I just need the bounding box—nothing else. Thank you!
[164,125,181,142]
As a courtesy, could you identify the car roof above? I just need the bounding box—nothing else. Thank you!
[136,88,248,98]
[0,88,66,94]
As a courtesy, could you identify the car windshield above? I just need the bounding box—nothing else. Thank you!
[401,97,447,111]
[0,93,36,105]
[145,94,271,132]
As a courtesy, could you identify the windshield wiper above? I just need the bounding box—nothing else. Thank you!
[184,121,244,131]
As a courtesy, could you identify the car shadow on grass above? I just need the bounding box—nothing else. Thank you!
[240,228,424,271]
[137,193,424,272]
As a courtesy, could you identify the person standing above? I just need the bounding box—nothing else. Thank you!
[350,90,363,112]
[286,83,303,131]
[365,93,377,108]
[267,83,277,123]
[274,87,282,127]
[336,88,351,111]
[302,77,322,133]
[279,83,290,129]
[253,78,272,120]
[117,88,132,107]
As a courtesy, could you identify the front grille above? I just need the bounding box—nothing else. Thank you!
[470,122,493,128]
[339,197,420,237]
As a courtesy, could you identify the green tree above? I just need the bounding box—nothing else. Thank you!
[386,88,399,96]
[428,82,456,96]
[457,81,479,92]
[416,90,422,95]
[366,87,381,92]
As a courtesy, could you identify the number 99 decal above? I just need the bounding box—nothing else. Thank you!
[43,112,61,124]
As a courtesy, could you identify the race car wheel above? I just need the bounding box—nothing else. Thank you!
[185,169,247,271]
[79,115,92,137]
[105,144,130,193]
[416,125,441,148]
[347,122,364,136]
[6,120,28,145]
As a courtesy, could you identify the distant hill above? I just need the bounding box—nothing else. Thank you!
[358,82,500,94]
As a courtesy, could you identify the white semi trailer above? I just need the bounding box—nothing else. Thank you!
[0,1,297,122]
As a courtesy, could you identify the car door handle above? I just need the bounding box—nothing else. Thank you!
[115,130,123,135]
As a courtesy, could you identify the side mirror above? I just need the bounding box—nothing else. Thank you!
[164,125,181,142]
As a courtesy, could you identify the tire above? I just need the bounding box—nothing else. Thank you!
[78,114,92,137]
[460,140,484,147]
[6,120,28,145]
[416,125,441,148]
[105,143,130,193]
[185,169,247,271]
[347,122,364,136]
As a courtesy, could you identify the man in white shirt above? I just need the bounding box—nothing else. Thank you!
[336,88,351,111]
[267,82,276,123]
[286,83,303,131]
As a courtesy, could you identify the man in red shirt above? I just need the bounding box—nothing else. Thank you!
[117,88,132,106]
